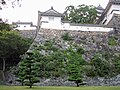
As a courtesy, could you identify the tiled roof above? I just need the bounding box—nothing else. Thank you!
[12,22,36,27]
[109,0,120,3]
[96,4,104,10]
[38,7,64,17]
[13,22,33,24]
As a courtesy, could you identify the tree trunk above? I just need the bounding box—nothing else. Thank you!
[0,59,5,81]
[3,59,5,81]
[30,85,32,88]
[22,82,23,86]
[0,70,5,81]
[76,81,79,87]
[3,59,5,72]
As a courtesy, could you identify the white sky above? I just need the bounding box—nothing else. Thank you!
[1,0,109,25]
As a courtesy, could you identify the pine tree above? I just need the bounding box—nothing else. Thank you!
[15,61,26,86]
[65,46,86,87]
[16,51,39,88]
[67,64,82,87]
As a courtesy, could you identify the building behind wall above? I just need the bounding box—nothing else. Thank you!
[13,21,36,30]
[97,0,120,26]
[37,6,113,32]
[12,0,120,39]
[96,4,104,21]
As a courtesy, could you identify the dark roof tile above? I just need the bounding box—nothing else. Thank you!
[13,22,33,25]
[38,7,63,17]
[96,4,104,10]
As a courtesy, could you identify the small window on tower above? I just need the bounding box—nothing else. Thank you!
[49,17,54,21]
[103,19,107,24]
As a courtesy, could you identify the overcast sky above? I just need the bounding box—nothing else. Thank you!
[1,0,109,25]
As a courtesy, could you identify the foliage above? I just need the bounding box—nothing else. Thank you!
[89,53,114,78]
[61,32,73,41]
[0,0,21,8]
[32,40,66,78]
[65,46,86,86]
[46,51,66,77]
[0,23,31,81]
[0,30,32,69]
[33,40,86,82]
[63,4,97,24]
[16,39,65,80]
[0,23,12,31]
[14,62,25,86]
[83,65,97,77]
[112,54,120,75]
[108,36,118,46]
[0,30,32,82]
[86,51,120,78]
[0,0,6,5]
[16,52,39,88]
[14,36,120,87]
[77,47,85,54]
[15,39,86,87]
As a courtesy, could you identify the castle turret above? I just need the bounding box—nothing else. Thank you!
[96,4,104,20]
[97,0,120,26]
[37,7,64,29]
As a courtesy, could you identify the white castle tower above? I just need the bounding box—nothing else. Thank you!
[97,0,120,26]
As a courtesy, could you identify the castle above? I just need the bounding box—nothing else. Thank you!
[2,1,120,86]
[13,0,120,33]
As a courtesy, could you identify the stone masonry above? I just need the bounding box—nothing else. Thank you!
[5,28,120,86]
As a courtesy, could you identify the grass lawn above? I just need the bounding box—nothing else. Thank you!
[0,86,120,90]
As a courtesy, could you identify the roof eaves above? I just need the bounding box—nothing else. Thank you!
[13,22,33,25]
[44,7,62,15]
[96,5,104,10]
[110,0,120,4]
[40,12,63,17]
[38,7,64,17]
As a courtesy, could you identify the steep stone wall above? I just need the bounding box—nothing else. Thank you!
[8,28,119,86]
[18,30,37,39]
[39,28,109,40]
[36,28,120,60]
[18,28,120,61]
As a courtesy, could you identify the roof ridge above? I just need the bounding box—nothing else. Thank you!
[44,6,62,15]
[96,4,104,10]
[39,7,64,17]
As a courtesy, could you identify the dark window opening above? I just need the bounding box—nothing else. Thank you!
[103,19,107,24]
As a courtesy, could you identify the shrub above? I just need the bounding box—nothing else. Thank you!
[61,32,73,41]
[108,37,118,46]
